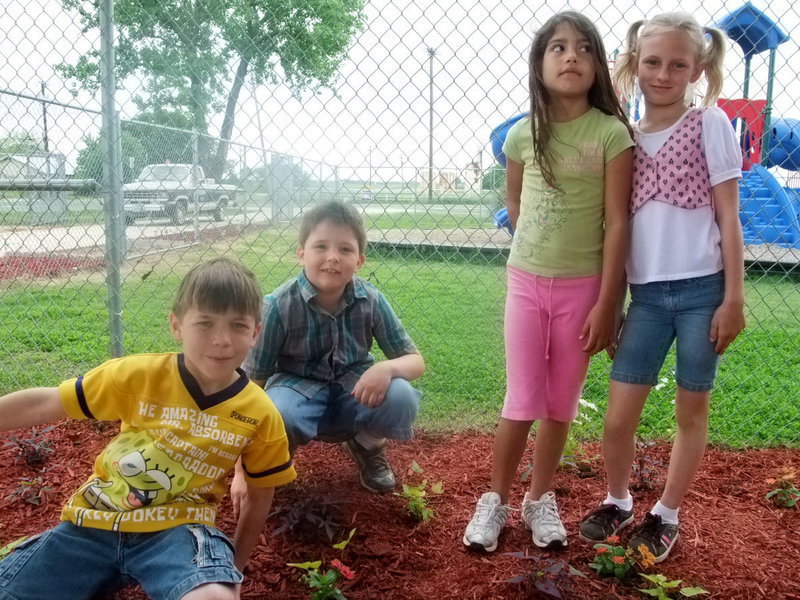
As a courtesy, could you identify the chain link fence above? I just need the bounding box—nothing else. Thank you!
[1,0,799,445]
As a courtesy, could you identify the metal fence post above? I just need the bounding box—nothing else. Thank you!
[100,0,125,358]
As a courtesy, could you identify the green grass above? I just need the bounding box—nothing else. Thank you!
[0,194,105,226]
[239,184,500,208]
[363,212,491,230]
[1,233,798,447]
[0,209,106,227]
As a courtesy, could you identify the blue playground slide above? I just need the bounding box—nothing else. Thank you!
[490,113,800,248]
[740,164,800,248]
[765,118,800,171]
[740,119,800,248]
[489,113,527,168]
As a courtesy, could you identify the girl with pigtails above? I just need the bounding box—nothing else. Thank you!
[579,13,746,563]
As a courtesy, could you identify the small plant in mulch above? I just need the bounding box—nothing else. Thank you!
[558,446,600,478]
[0,537,28,561]
[91,420,114,433]
[552,428,600,479]
[394,461,443,522]
[589,535,655,582]
[288,529,356,600]
[631,438,664,491]
[638,573,709,599]
[3,426,55,468]
[271,493,351,542]
[765,466,800,508]
[521,433,598,482]
[6,476,54,506]
[504,552,586,599]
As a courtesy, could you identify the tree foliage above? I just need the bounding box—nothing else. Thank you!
[0,132,43,156]
[74,115,198,183]
[482,165,506,191]
[59,0,366,177]
[73,130,147,183]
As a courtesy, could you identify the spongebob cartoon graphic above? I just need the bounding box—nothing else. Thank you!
[79,430,192,515]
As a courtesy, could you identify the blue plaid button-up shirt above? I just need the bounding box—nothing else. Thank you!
[243,270,418,398]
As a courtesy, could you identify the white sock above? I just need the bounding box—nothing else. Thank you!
[604,492,633,512]
[651,500,679,524]
[354,431,386,450]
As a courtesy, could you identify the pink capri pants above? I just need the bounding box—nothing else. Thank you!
[502,265,602,423]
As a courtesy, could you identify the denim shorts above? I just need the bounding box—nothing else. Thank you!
[610,272,725,392]
[0,522,242,600]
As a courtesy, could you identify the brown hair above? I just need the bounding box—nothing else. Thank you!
[613,13,726,107]
[528,11,631,187]
[172,257,263,323]
[299,201,367,253]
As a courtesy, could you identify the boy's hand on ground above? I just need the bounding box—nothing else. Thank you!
[230,467,248,521]
[710,301,746,354]
[353,364,391,408]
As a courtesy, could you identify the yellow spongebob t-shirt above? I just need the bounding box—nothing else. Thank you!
[503,108,633,277]
[58,352,296,533]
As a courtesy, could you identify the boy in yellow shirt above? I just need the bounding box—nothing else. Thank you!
[0,257,295,600]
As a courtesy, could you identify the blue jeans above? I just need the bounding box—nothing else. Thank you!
[268,379,421,452]
[0,522,241,600]
[610,272,725,392]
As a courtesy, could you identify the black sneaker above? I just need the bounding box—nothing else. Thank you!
[627,513,679,563]
[342,439,396,493]
[579,503,634,542]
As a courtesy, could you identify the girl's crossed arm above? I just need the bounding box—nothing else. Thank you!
[711,178,746,354]
[506,158,524,231]
[580,148,633,355]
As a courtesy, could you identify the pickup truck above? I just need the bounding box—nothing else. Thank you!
[122,164,238,225]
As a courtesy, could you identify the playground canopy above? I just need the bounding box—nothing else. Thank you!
[715,1,789,58]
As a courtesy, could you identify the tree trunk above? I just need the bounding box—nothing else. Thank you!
[189,72,208,137]
[210,55,250,180]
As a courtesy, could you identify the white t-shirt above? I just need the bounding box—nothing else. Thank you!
[627,106,742,284]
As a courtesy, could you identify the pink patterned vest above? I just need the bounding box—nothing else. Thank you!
[631,108,713,215]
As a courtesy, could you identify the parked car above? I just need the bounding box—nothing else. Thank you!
[122,164,237,225]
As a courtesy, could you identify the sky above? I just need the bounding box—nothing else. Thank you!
[1,0,799,181]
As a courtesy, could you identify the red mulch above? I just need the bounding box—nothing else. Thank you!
[1,420,799,599]
[0,256,105,280]
[0,224,259,281]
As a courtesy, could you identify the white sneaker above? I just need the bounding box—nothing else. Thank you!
[462,491,512,552]
[521,491,568,549]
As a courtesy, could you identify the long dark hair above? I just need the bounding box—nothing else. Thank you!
[528,11,631,187]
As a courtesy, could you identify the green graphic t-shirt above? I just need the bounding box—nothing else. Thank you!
[503,108,633,277]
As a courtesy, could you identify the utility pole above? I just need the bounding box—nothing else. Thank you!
[427,47,436,203]
[40,82,50,177]
[40,82,49,155]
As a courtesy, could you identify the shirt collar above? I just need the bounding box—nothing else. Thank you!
[177,353,249,410]
[297,269,368,308]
